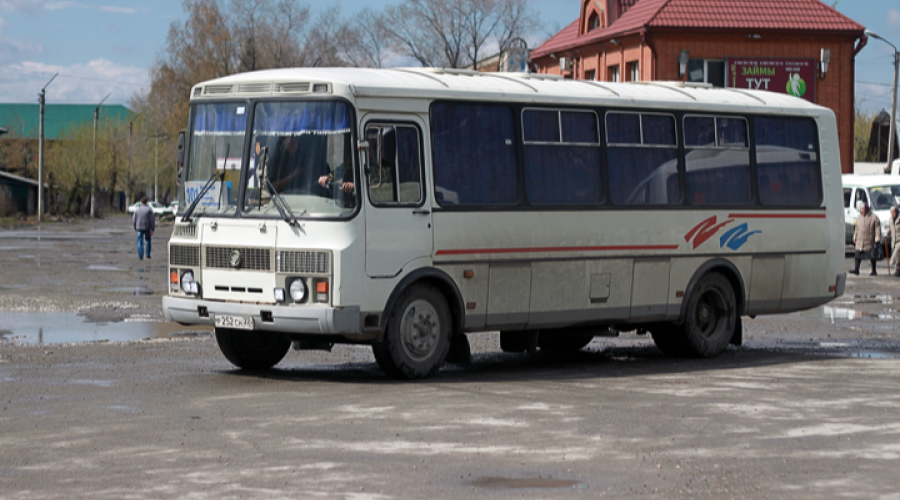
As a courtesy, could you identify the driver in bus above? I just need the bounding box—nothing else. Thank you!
[268,136,327,194]
[317,164,354,194]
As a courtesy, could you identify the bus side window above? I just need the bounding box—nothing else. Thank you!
[366,124,422,205]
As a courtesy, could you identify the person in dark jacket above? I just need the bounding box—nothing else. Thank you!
[132,196,156,260]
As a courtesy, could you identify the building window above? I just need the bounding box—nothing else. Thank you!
[608,65,620,83]
[687,59,725,87]
[584,70,596,81]
[588,12,601,31]
[627,61,639,82]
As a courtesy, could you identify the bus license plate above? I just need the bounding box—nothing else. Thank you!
[214,315,254,330]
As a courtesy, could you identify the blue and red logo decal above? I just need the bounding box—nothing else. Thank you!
[685,216,761,251]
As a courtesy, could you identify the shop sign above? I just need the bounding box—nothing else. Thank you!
[727,58,816,103]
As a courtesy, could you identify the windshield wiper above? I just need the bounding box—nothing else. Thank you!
[182,170,222,223]
[259,146,302,226]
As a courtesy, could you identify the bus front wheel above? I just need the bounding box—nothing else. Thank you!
[215,328,291,370]
[373,283,452,379]
[651,272,736,358]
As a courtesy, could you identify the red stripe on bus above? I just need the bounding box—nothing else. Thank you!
[435,245,680,256]
[727,213,827,219]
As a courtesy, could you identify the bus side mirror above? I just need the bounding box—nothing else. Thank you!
[176,130,186,167]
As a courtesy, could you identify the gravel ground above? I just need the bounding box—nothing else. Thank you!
[1,216,899,499]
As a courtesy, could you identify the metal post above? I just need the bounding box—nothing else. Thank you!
[127,122,133,206]
[155,135,159,203]
[37,72,57,222]
[91,106,97,217]
[888,50,899,173]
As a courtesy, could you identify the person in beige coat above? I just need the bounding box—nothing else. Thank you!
[852,201,882,276]
[886,206,900,277]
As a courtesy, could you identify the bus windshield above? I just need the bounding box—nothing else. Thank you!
[182,102,246,216]
[243,101,356,218]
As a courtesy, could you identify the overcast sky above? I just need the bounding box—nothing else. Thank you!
[0,0,897,112]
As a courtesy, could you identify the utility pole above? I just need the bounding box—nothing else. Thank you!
[127,121,133,206]
[90,93,110,217]
[866,30,900,173]
[37,72,58,222]
[155,135,159,203]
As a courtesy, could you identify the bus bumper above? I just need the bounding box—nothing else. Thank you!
[162,296,370,339]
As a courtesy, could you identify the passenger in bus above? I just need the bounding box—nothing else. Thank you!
[886,206,900,277]
[851,201,882,276]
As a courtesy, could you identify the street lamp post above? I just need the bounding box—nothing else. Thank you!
[37,72,58,222]
[90,93,110,218]
[866,30,900,173]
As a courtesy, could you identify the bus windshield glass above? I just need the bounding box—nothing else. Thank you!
[243,101,356,218]
[182,102,246,216]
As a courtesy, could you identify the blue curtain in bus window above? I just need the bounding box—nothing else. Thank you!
[684,117,715,147]
[525,146,601,205]
[606,113,640,144]
[642,115,676,146]
[523,110,560,142]
[396,127,422,204]
[607,147,679,205]
[685,148,752,204]
[253,101,350,134]
[755,117,821,206]
[717,118,748,147]
[432,103,517,205]
[561,112,598,143]
[193,103,247,134]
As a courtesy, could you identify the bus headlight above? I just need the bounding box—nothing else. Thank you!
[289,279,307,303]
[181,271,199,294]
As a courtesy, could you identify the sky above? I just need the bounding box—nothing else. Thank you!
[0,0,898,112]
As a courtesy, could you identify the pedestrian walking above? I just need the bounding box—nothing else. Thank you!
[887,206,900,277]
[851,201,881,276]
[132,196,155,260]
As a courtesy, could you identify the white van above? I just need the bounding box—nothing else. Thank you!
[842,174,900,245]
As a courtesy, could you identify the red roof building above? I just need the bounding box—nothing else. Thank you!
[530,0,867,172]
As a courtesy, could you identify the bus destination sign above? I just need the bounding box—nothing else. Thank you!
[727,58,816,103]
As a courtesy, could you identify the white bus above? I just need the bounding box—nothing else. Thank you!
[162,68,845,379]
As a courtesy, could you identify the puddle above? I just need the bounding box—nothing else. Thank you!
[471,477,581,489]
[0,312,212,345]
[798,306,896,323]
[87,265,127,272]
[848,352,898,359]
[99,286,156,296]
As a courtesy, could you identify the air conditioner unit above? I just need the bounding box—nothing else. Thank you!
[559,57,573,72]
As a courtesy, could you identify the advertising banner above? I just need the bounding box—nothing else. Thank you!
[727,58,816,103]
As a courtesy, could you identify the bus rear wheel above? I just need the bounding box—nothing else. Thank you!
[652,272,736,358]
[372,283,451,379]
[215,328,291,370]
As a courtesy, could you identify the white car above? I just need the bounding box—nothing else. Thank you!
[127,201,171,216]
[842,174,900,246]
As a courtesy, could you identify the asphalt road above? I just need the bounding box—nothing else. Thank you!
[1,216,899,500]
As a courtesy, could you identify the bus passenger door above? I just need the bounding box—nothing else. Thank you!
[363,122,433,278]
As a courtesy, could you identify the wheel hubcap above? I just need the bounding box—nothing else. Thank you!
[695,289,726,340]
[400,299,440,362]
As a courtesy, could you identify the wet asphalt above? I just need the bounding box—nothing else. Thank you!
[1,216,899,499]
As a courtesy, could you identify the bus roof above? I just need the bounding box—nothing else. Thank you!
[191,67,828,115]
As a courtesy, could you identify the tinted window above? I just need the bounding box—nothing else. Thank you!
[561,111,599,143]
[433,103,517,206]
[684,115,752,205]
[524,109,601,205]
[755,117,821,206]
[523,110,560,142]
[607,113,640,144]
[607,112,680,205]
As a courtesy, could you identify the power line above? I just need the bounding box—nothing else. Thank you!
[16,68,147,87]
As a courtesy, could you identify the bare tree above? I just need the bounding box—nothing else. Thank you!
[385,0,537,69]
[341,8,392,68]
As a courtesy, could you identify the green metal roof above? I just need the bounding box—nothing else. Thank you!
[0,103,134,140]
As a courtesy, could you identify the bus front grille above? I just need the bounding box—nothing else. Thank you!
[170,245,200,267]
[276,251,330,274]
[205,247,272,271]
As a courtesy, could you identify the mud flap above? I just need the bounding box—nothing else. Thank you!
[445,333,471,365]
[729,316,743,346]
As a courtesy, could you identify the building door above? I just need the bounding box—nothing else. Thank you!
[364,120,433,278]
